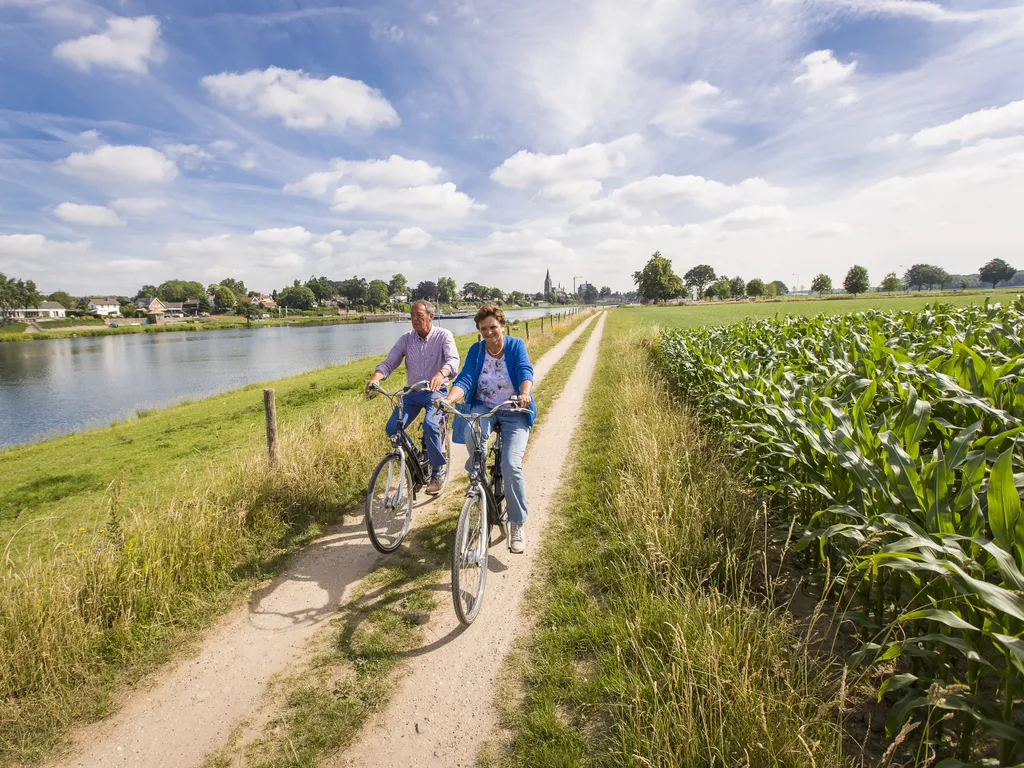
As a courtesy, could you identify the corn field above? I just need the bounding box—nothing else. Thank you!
[658,298,1024,766]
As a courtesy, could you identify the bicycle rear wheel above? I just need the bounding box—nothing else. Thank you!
[451,488,488,624]
[365,454,413,553]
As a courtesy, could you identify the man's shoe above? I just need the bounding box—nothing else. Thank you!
[425,476,443,495]
[509,523,525,554]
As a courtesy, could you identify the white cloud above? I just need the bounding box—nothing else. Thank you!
[390,227,433,249]
[240,152,258,170]
[210,139,238,153]
[532,180,603,207]
[794,49,857,90]
[568,197,642,225]
[611,174,786,210]
[52,16,164,74]
[809,221,854,238]
[58,145,178,183]
[251,227,313,247]
[201,66,400,131]
[163,143,215,170]
[79,129,101,142]
[285,155,444,197]
[331,183,484,221]
[490,134,643,188]
[910,99,1024,147]
[54,202,122,226]
[715,205,793,230]
[110,197,166,215]
[651,81,736,140]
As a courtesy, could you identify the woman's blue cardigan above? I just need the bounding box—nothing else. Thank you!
[452,335,536,426]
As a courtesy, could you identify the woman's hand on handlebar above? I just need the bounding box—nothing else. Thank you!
[513,392,532,407]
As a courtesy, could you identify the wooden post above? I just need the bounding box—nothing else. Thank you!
[541,316,545,333]
[264,388,279,467]
[525,320,530,339]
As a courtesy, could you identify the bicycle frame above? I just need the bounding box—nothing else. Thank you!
[369,380,440,497]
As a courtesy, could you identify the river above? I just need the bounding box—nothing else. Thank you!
[0,308,570,447]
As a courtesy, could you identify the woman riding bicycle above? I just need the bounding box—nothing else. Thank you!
[440,304,535,554]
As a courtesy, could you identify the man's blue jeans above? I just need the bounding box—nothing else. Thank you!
[386,388,446,476]
[464,406,531,524]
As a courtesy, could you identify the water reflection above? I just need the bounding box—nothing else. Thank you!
[0,308,567,447]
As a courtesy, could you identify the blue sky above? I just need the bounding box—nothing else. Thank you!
[1,0,1023,296]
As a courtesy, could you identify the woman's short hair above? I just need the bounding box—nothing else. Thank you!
[474,304,506,328]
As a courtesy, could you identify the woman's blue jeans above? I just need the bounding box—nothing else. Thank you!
[464,406,531,524]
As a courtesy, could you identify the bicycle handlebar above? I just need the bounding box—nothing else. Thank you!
[367,379,431,399]
[436,398,530,421]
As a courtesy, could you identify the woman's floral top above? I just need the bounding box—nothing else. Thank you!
[477,349,513,407]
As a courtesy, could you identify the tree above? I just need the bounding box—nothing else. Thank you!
[437,276,458,304]
[277,285,317,310]
[337,276,368,307]
[509,291,526,305]
[583,284,599,304]
[367,279,389,309]
[881,272,901,293]
[684,264,716,299]
[413,280,440,301]
[843,265,870,296]
[156,280,206,302]
[769,280,789,295]
[462,282,485,301]
[729,275,745,298]
[0,273,42,324]
[633,251,684,303]
[904,263,949,291]
[710,278,732,299]
[388,273,408,296]
[765,282,779,299]
[810,273,832,296]
[213,285,236,313]
[219,278,247,297]
[48,291,76,309]
[979,258,1017,289]
[599,286,611,298]
[236,300,260,326]
[746,279,765,298]
[305,275,335,303]
[135,284,158,299]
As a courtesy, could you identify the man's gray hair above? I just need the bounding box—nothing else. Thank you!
[411,299,435,316]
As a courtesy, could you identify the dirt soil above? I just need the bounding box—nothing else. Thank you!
[334,311,607,768]
[48,311,603,768]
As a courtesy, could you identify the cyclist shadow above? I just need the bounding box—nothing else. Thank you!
[244,518,383,632]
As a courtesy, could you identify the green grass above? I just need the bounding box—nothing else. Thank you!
[0,309,594,767]
[625,288,1021,329]
[483,309,847,767]
[198,313,600,767]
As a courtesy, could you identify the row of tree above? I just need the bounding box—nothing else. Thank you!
[0,273,43,325]
[633,254,1022,303]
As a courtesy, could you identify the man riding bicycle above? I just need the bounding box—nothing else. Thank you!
[365,299,459,495]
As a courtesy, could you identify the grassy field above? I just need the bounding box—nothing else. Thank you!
[0,309,592,766]
[624,287,1021,329]
[483,309,846,767]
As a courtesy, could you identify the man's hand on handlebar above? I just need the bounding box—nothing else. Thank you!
[429,371,447,392]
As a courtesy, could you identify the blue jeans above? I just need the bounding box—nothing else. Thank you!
[464,406,531,525]
[386,388,446,476]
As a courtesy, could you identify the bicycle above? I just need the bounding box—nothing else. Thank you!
[437,398,529,625]
[364,380,453,554]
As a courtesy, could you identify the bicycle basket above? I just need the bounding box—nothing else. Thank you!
[451,400,472,445]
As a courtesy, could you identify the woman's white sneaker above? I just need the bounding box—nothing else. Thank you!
[509,523,525,554]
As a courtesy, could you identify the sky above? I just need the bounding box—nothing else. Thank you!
[1,0,1023,297]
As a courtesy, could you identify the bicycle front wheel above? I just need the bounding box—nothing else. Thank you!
[452,488,488,624]
[365,454,413,553]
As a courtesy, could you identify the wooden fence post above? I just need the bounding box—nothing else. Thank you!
[525,321,530,339]
[264,388,279,467]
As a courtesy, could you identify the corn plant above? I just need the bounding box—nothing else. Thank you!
[658,298,1024,765]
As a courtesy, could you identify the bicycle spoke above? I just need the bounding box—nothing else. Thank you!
[366,454,413,553]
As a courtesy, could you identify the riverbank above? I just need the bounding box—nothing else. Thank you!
[0,309,595,765]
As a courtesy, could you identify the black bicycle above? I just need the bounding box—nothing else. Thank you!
[438,398,528,624]
[364,380,452,553]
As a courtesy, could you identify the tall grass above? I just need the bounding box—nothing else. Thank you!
[492,312,845,767]
[0,405,382,764]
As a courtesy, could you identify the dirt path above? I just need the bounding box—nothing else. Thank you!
[335,311,607,768]
[49,312,601,768]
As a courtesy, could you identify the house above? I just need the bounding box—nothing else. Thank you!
[88,296,121,316]
[134,297,166,313]
[183,299,203,316]
[162,301,184,318]
[250,294,277,308]
[10,301,68,319]
[389,293,409,304]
